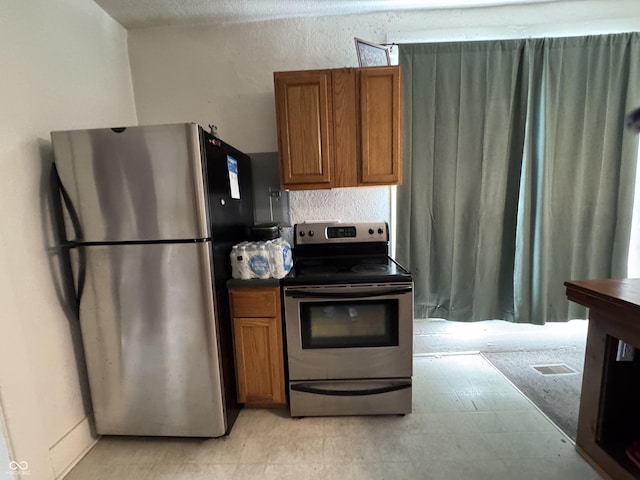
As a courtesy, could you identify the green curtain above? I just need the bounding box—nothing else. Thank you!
[397,40,529,321]
[515,34,640,323]
[397,33,640,324]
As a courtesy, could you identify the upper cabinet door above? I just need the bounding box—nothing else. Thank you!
[331,68,358,188]
[358,66,403,186]
[274,70,333,189]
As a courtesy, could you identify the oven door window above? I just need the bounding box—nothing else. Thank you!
[300,300,399,349]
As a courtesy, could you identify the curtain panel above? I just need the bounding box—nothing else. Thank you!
[397,33,640,324]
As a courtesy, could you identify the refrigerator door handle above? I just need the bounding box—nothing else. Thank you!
[189,125,210,237]
[52,164,84,243]
[53,164,86,314]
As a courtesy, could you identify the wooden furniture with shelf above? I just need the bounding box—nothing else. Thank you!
[228,286,286,406]
[564,278,640,480]
[274,65,402,190]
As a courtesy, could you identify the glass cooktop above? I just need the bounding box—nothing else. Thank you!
[283,255,412,285]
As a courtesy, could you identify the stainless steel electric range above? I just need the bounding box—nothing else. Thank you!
[282,221,413,417]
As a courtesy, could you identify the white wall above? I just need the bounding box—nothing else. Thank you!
[0,1,137,478]
[127,0,640,228]
[629,150,640,276]
[127,13,402,225]
[0,405,11,480]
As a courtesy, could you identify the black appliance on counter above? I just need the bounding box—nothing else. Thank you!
[282,221,414,417]
[249,222,282,241]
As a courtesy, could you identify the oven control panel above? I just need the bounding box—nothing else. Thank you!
[294,221,389,245]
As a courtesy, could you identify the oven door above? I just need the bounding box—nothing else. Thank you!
[283,282,413,381]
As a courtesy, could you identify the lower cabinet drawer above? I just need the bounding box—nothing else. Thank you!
[230,288,279,318]
[288,379,412,417]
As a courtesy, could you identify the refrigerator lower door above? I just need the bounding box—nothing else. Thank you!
[74,241,229,437]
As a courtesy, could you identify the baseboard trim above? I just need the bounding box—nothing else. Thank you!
[49,417,99,479]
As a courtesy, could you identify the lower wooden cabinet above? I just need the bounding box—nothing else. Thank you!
[228,287,286,406]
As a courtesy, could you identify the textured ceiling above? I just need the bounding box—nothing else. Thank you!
[94,0,569,29]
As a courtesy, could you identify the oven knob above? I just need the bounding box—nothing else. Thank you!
[378,228,384,235]
[299,231,305,237]
[309,231,314,237]
[368,228,374,235]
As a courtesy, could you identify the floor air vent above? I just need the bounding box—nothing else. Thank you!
[531,364,578,376]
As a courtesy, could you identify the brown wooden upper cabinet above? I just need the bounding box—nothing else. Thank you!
[274,66,402,190]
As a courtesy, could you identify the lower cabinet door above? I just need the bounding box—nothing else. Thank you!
[233,316,286,405]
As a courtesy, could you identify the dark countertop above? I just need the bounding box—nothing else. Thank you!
[226,278,281,288]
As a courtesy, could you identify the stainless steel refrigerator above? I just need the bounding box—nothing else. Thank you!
[51,123,253,437]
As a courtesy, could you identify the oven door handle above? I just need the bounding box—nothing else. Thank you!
[285,287,412,299]
[290,381,411,397]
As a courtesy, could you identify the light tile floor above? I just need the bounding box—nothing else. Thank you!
[413,318,588,354]
[64,354,600,479]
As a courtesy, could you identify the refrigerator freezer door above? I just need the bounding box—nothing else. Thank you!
[52,123,209,242]
[73,241,228,436]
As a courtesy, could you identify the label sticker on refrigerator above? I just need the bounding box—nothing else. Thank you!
[227,155,240,199]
